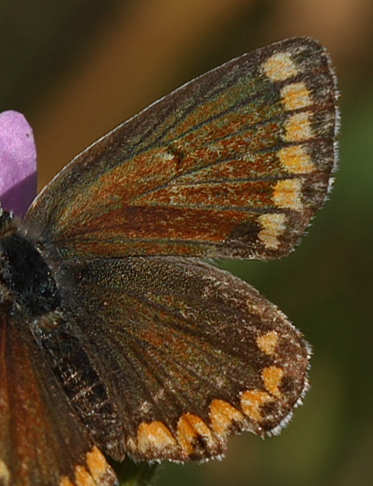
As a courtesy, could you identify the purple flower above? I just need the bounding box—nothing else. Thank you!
[0,110,37,218]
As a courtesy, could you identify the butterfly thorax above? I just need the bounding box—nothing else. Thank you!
[0,210,61,316]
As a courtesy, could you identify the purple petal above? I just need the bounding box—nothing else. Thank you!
[0,110,37,218]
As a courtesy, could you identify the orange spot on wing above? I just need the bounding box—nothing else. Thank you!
[273,179,303,210]
[262,366,284,397]
[74,465,95,486]
[240,389,273,422]
[280,83,312,111]
[59,477,74,486]
[86,446,111,482]
[209,399,245,436]
[137,421,177,455]
[177,413,213,456]
[278,145,315,174]
[283,112,314,142]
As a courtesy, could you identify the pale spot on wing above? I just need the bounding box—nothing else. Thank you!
[258,213,287,249]
[273,179,303,210]
[283,111,314,142]
[261,52,298,81]
[280,82,313,111]
[256,331,278,356]
[278,145,315,174]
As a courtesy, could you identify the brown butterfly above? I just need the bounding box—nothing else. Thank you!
[0,37,338,486]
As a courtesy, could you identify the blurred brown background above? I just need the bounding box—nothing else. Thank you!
[1,1,373,485]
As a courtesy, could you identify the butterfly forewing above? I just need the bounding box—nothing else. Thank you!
[26,37,338,261]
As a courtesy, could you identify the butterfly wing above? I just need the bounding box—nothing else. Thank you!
[36,256,309,462]
[0,311,118,486]
[25,37,338,261]
[15,37,337,467]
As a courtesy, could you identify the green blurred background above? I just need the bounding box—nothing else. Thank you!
[1,1,372,485]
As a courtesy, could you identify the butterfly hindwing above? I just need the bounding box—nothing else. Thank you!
[0,311,117,486]
[26,37,338,262]
[35,256,309,462]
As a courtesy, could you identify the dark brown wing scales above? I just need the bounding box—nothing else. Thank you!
[38,257,309,462]
[0,37,338,479]
[25,37,338,261]
[0,312,117,486]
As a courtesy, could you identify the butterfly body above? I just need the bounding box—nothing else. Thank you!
[0,37,338,485]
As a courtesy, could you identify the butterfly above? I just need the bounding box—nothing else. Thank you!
[0,37,338,486]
